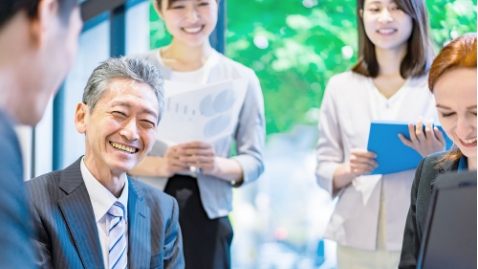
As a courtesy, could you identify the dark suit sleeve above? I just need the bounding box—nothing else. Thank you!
[163,197,185,269]
[28,197,54,269]
[399,157,426,269]
[0,119,37,268]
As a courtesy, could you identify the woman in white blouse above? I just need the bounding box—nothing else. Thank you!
[316,0,445,268]
[129,0,265,268]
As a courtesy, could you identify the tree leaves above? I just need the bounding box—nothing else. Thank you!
[149,0,477,135]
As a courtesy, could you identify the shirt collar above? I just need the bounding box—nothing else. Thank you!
[458,155,468,172]
[80,157,129,222]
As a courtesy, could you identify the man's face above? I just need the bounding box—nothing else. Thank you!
[22,3,82,126]
[75,78,160,177]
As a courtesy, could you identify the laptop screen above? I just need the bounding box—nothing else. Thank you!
[418,171,477,269]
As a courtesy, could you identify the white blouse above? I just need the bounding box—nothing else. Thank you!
[155,49,221,85]
[316,71,439,251]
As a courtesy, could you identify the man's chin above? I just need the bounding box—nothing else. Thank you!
[108,162,137,176]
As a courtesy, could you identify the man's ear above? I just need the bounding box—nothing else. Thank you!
[153,0,164,20]
[29,0,59,48]
[75,103,88,134]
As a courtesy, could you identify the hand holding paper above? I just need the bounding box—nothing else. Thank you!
[161,145,191,177]
[178,141,218,174]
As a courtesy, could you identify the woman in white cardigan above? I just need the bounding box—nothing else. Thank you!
[316,0,446,268]
[129,0,265,268]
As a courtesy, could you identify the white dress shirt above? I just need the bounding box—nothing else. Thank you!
[316,71,439,251]
[80,158,129,269]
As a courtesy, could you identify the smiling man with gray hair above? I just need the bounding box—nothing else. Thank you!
[27,57,184,269]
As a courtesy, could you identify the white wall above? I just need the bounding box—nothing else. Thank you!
[62,20,110,168]
[34,97,54,177]
[126,1,150,55]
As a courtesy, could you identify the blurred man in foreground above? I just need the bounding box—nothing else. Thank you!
[0,0,82,267]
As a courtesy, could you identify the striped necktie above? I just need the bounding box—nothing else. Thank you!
[108,202,127,269]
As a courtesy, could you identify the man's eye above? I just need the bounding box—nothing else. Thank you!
[141,120,155,129]
[113,111,127,117]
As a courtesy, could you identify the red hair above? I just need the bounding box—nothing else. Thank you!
[429,34,477,165]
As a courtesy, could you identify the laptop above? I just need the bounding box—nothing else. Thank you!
[417,170,477,269]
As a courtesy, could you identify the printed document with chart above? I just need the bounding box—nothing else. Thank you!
[155,79,248,147]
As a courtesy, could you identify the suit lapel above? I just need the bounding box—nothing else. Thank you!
[58,158,104,269]
[127,178,151,269]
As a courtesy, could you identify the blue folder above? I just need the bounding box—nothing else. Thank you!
[367,121,453,175]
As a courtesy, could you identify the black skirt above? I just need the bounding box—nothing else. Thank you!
[164,175,233,269]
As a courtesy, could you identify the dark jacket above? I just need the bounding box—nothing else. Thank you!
[27,158,185,269]
[0,109,37,268]
[398,152,460,269]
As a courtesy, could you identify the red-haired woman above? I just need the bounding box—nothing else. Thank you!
[315,0,446,268]
[399,34,477,268]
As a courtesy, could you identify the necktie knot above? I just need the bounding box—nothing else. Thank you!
[108,202,125,219]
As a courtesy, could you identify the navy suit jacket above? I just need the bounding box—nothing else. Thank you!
[27,158,185,269]
[0,110,36,268]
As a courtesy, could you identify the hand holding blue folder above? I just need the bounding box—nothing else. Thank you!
[367,121,453,175]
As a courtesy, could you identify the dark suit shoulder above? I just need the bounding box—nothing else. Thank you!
[26,170,67,208]
[414,151,457,235]
[27,170,62,190]
[422,151,448,169]
[417,152,454,187]
[411,152,445,196]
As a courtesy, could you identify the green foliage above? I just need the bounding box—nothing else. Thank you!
[226,0,358,134]
[150,0,477,135]
[150,3,172,49]
[427,0,477,48]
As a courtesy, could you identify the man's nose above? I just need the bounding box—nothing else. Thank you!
[120,118,140,141]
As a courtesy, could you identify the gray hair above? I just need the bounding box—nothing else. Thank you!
[82,57,164,122]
